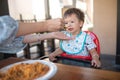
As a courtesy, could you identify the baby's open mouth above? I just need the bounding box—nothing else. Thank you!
[68,28,73,31]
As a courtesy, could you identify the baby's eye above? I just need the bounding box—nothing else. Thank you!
[71,21,74,23]
[64,22,68,24]
[64,22,68,26]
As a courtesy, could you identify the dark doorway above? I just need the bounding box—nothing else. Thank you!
[0,0,9,60]
[0,0,9,16]
[116,0,120,64]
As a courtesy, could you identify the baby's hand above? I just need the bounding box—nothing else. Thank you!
[91,55,101,68]
[49,53,57,61]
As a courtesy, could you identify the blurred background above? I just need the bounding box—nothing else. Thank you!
[0,0,120,71]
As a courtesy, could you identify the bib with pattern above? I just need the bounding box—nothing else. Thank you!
[60,31,87,54]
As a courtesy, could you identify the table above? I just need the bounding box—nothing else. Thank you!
[0,57,120,80]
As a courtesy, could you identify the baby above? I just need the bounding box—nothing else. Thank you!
[49,8,101,68]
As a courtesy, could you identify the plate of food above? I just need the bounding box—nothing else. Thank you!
[0,60,57,80]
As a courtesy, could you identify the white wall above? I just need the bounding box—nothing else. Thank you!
[93,0,117,55]
[8,0,33,19]
[8,0,45,20]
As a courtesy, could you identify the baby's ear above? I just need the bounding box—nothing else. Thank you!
[80,21,84,27]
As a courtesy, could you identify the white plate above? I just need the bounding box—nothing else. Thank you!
[0,60,57,80]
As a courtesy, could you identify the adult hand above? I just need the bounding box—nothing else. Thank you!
[46,18,64,32]
[51,32,75,40]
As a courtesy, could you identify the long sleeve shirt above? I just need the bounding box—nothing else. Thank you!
[0,15,26,54]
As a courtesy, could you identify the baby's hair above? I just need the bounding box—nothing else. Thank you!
[63,8,85,22]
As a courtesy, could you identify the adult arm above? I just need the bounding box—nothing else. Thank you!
[17,18,64,37]
[23,32,72,43]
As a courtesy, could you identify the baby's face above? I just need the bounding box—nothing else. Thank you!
[64,14,83,35]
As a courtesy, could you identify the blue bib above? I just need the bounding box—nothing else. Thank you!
[60,31,87,55]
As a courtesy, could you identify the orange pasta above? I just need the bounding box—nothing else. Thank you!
[0,62,49,80]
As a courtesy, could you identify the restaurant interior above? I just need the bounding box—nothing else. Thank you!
[0,0,120,72]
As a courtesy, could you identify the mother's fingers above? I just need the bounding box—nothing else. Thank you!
[59,19,65,30]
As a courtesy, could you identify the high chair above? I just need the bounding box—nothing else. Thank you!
[40,31,100,66]
[59,31,100,62]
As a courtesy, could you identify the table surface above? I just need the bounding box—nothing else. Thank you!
[0,57,120,80]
